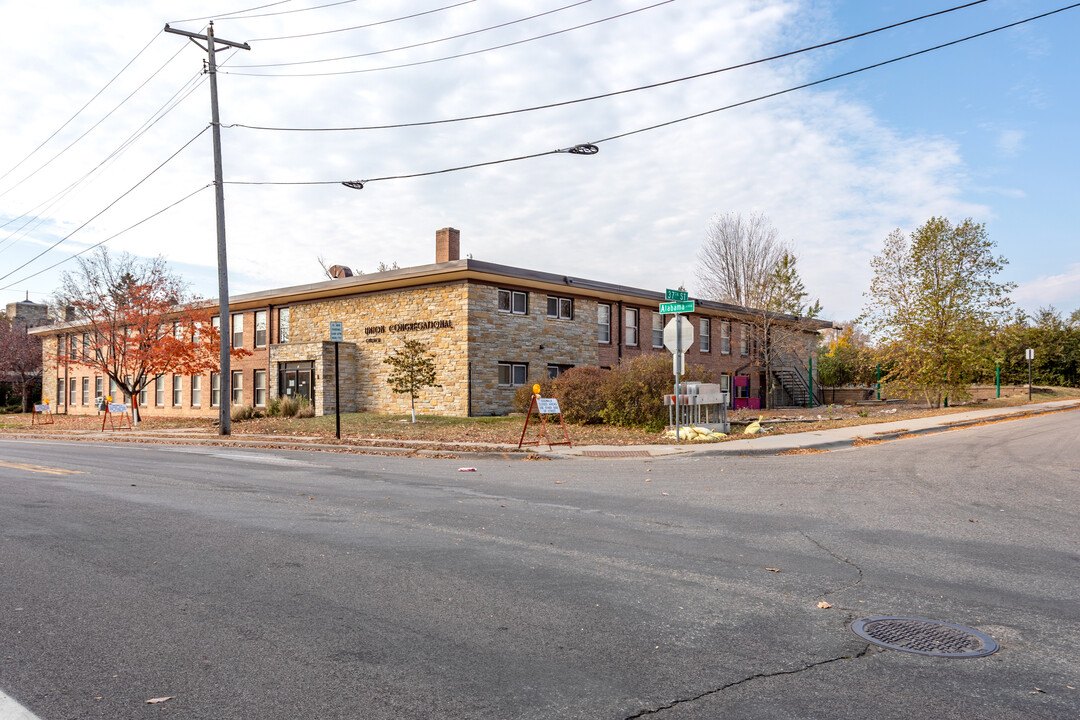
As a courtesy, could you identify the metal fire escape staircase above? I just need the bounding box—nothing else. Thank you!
[772,351,824,408]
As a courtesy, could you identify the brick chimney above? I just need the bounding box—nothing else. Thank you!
[436,227,460,263]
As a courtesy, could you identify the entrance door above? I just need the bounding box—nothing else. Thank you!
[280,361,314,403]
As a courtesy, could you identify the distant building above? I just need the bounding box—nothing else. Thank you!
[32,228,831,417]
[6,297,49,329]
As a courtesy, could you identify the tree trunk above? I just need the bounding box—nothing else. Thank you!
[410,394,417,423]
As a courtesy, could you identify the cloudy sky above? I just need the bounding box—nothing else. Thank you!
[1,0,1077,323]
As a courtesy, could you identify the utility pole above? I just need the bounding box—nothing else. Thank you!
[164,22,250,435]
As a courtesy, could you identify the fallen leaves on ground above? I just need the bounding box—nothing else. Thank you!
[145,696,174,704]
[817,601,833,609]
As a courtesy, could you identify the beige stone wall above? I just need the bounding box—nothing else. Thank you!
[287,283,470,416]
[468,283,599,415]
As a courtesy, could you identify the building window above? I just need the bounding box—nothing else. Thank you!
[231,370,244,406]
[625,308,639,346]
[211,316,220,334]
[95,377,103,401]
[740,323,750,355]
[82,333,89,359]
[57,379,64,405]
[255,310,267,348]
[139,382,147,407]
[109,377,119,399]
[69,378,77,406]
[278,307,290,343]
[497,362,528,387]
[254,369,267,407]
[598,303,611,344]
[547,364,574,379]
[231,313,244,349]
[498,289,528,315]
[172,375,183,407]
[191,375,202,407]
[546,296,573,320]
[721,321,731,354]
[652,311,664,348]
[211,372,220,407]
[81,378,89,405]
[155,376,165,406]
[700,318,711,352]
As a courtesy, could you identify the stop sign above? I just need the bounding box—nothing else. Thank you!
[663,315,694,354]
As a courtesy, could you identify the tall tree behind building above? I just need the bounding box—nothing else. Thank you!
[861,217,1014,407]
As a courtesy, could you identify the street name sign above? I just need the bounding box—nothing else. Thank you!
[659,300,694,314]
[665,289,689,302]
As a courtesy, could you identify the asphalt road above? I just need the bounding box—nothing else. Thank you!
[0,411,1077,719]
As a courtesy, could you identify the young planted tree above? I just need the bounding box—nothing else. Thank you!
[861,217,1014,407]
[53,249,243,425]
[0,317,43,411]
[383,339,441,423]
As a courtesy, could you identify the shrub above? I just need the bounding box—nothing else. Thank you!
[600,355,714,432]
[550,366,607,424]
[265,395,312,419]
[296,398,315,418]
[231,405,264,422]
[512,377,556,414]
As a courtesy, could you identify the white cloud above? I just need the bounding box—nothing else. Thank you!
[1013,263,1080,312]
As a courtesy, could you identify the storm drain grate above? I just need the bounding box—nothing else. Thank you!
[581,450,652,457]
[851,617,999,658]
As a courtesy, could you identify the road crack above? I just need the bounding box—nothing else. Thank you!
[622,645,872,719]
[802,533,864,598]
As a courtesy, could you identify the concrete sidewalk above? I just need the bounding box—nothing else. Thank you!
[4,399,1077,459]
[543,398,1080,458]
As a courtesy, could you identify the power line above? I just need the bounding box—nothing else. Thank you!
[226,0,991,133]
[0,32,164,186]
[223,0,671,77]
[0,126,211,285]
[246,0,476,42]
[0,70,207,255]
[0,185,213,293]
[220,2,1080,188]
[169,1,295,24]
[234,0,594,67]
[0,37,194,203]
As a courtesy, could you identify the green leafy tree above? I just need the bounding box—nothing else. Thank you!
[383,339,441,423]
[861,217,1014,407]
[769,252,822,319]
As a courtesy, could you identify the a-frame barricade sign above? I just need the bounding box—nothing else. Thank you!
[102,401,133,431]
[32,401,54,425]
[517,386,573,450]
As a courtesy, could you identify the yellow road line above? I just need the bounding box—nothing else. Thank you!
[0,461,84,476]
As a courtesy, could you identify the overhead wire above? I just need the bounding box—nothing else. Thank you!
[0,36,195,203]
[0,31,164,186]
[245,0,477,42]
[169,1,296,24]
[0,185,214,293]
[218,2,1080,188]
[223,0,671,76]
[0,69,207,254]
[0,126,211,285]
[226,0,992,133]
[234,0,595,67]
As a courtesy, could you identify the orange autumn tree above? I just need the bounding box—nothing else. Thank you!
[53,248,248,424]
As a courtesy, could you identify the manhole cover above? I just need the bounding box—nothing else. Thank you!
[851,617,999,658]
[581,450,652,457]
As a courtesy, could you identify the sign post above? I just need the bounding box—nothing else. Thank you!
[662,312,694,441]
[1026,348,1034,401]
[330,321,343,439]
[32,400,54,425]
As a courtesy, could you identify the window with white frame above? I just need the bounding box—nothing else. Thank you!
[172,375,182,407]
[191,375,202,407]
[740,323,749,355]
[721,321,731,354]
[497,362,528,386]
[547,364,574,379]
[652,311,664,348]
[57,379,64,405]
[278,307,290,343]
[155,376,165,406]
[254,369,267,407]
[546,296,573,320]
[498,289,528,315]
[625,308,639,346]
[231,314,244,349]
[700,318,711,352]
[231,370,244,406]
[255,310,267,348]
[81,377,89,405]
[598,304,611,343]
[69,378,77,405]
[95,377,103,401]
[211,372,220,407]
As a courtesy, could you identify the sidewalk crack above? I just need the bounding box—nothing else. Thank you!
[622,645,871,719]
